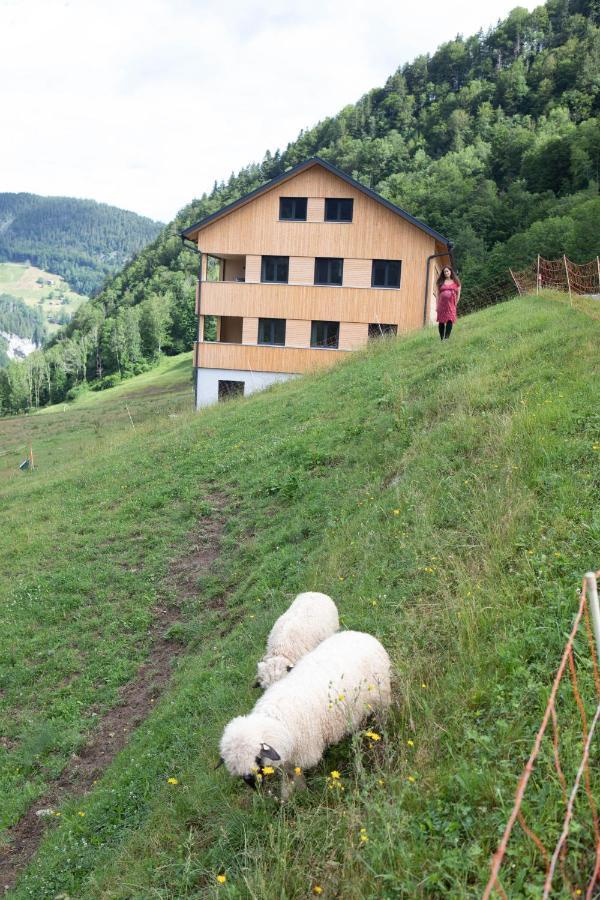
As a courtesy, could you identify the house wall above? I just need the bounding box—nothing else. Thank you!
[195,166,437,269]
[196,367,297,408]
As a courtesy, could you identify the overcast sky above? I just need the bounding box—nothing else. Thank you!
[0,0,540,222]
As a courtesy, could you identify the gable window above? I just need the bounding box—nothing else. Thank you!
[261,256,289,283]
[258,318,286,346]
[311,320,339,349]
[325,198,353,222]
[314,257,343,286]
[371,259,401,288]
[279,197,307,221]
[368,323,398,338]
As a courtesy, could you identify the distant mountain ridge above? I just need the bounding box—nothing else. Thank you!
[0,193,163,295]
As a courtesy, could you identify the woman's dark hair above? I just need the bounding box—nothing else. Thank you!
[437,265,461,289]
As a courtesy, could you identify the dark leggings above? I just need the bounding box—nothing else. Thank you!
[438,321,453,340]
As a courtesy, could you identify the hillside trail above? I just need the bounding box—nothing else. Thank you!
[0,495,227,895]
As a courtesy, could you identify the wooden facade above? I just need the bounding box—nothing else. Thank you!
[183,157,451,407]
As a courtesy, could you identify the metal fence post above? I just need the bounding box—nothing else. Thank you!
[585,572,600,665]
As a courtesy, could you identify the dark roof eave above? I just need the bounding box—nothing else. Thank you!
[180,157,451,246]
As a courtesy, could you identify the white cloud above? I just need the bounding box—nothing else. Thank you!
[0,0,540,221]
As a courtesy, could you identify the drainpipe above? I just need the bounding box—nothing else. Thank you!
[180,236,203,409]
[423,241,454,327]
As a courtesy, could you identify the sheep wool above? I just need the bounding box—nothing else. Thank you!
[220,630,391,778]
[255,591,339,689]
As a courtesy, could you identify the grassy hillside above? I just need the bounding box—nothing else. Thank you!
[1,295,599,897]
[0,262,86,335]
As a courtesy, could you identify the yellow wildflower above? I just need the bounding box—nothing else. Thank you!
[338,694,345,702]
[421,683,427,689]
[78,811,86,817]
[407,739,414,747]
[167,777,178,785]
[294,767,302,776]
[312,887,323,896]
[330,770,341,779]
[365,730,381,741]
[378,779,385,786]
[407,775,416,783]
[216,874,226,884]
[392,509,400,515]
[262,766,275,775]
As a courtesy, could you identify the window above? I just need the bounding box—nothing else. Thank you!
[314,257,343,286]
[279,197,307,221]
[258,318,286,345]
[368,323,398,339]
[261,256,289,283]
[311,321,339,349]
[371,259,401,288]
[218,380,244,401]
[325,198,353,222]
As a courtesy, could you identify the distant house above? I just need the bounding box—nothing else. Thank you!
[181,157,452,408]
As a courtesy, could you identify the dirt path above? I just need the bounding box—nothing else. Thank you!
[0,498,227,895]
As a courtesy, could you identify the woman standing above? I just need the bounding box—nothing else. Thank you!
[436,266,461,340]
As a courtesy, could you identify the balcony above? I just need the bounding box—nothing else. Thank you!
[194,341,350,375]
[199,279,412,328]
[206,253,246,284]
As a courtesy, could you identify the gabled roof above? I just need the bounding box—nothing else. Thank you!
[180,157,451,246]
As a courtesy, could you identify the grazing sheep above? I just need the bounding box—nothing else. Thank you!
[220,630,391,789]
[255,591,339,689]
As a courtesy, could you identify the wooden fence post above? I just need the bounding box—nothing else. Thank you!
[586,573,600,669]
[537,254,541,295]
[564,255,572,305]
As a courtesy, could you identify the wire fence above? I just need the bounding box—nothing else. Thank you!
[484,570,600,898]
[511,256,600,300]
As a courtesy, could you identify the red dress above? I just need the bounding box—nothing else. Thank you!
[436,281,459,323]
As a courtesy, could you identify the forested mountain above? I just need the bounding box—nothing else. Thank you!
[0,194,163,295]
[0,295,46,345]
[1,0,599,414]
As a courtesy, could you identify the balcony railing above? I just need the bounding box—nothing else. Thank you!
[194,341,350,374]
[199,280,408,326]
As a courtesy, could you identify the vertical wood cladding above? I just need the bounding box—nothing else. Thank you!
[192,163,451,343]
[242,317,258,344]
[196,341,348,374]
[289,257,314,285]
[285,319,311,347]
[307,197,324,222]
[245,255,261,283]
[339,322,369,350]
[342,258,373,289]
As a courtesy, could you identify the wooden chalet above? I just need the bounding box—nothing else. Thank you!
[181,157,452,408]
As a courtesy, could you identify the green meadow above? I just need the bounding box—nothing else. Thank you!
[1,294,599,897]
[0,262,86,334]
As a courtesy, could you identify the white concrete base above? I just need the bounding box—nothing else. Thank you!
[195,367,297,408]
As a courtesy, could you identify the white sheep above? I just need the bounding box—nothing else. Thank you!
[220,630,391,788]
[255,591,339,689]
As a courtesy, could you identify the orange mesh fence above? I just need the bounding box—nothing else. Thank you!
[483,570,600,898]
[511,256,600,298]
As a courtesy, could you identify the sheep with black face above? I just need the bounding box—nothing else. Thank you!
[219,631,391,789]
[254,591,339,689]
